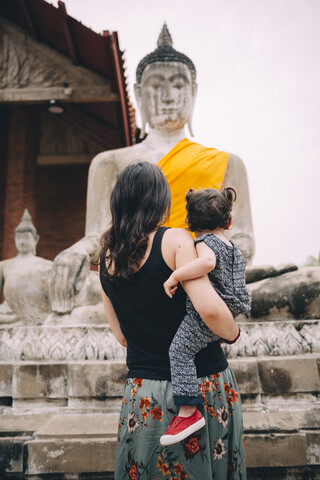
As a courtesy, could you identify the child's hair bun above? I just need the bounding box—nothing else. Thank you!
[222,187,237,204]
[186,188,195,203]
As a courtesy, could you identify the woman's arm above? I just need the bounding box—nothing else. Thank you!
[163,243,216,298]
[170,229,238,341]
[100,286,127,347]
[183,276,238,341]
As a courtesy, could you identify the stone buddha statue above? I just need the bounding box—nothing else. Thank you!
[50,24,254,313]
[50,24,319,320]
[0,210,53,325]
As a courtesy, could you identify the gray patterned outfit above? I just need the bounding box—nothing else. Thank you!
[169,233,251,405]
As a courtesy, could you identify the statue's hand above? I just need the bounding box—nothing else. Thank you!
[50,247,90,313]
[229,233,255,264]
[246,263,298,284]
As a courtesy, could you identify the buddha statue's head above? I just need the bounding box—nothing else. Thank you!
[135,24,197,138]
[14,209,39,255]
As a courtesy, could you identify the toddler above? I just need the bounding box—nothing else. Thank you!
[160,187,250,446]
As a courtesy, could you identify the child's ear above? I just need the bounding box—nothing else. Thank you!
[225,217,233,230]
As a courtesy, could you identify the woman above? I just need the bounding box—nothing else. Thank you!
[99,162,247,479]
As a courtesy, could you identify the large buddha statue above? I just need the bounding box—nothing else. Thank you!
[50,24,319,320]
[50,24,254,313]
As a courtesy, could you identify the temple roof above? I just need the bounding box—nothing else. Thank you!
[0,0,136,148]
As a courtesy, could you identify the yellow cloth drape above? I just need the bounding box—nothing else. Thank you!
[158,138,229,231]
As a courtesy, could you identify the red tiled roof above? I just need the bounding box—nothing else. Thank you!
[0,0,136,147]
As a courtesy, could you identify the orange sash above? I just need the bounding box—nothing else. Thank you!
[158,139,228,230]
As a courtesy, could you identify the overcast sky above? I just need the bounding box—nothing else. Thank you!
[63,0,320,266]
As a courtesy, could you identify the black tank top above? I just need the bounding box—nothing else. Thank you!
[100,227,228,380]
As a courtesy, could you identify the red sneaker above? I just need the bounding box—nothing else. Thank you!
[160,409,205,446]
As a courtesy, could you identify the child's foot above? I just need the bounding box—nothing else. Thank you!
[160,409,205,446]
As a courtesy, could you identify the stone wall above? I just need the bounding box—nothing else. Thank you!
[0,320,318,362]
[0,356,318,408]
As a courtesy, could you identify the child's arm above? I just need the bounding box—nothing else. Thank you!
[164,241,216,298]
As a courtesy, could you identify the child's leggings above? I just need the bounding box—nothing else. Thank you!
[169,309,220,405]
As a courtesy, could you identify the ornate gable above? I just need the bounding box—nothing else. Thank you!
[0,19,115,103]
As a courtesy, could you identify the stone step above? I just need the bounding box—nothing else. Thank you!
[25,432,319,475]
[35,414,118,439]
[245,431,320,469]
[27,437,118,476]
[0,410,319,476]
[0,412,55,437]
[243,407,320,433]
[0,354,319,406]
[1,407,319,439]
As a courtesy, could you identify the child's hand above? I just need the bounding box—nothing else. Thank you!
[163,275,178,298]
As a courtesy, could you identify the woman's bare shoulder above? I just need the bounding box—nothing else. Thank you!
[162,228,195,270]
[164,228,194,245]
[166,228,193,238]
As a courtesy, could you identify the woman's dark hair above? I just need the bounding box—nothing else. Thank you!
[99,162,171,280]
[186,187,237,232]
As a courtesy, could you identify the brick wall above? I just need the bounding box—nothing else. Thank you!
[35,163,88,260]
[1,105,89,261]
[2,105,37,259]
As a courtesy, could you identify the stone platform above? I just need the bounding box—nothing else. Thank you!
[0,318,319,479]
[0,353,319,479]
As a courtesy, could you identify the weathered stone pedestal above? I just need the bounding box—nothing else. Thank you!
[0,318,319,479]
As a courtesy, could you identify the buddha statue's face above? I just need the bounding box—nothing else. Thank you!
[135,62,197,132]
[15,230,37,255]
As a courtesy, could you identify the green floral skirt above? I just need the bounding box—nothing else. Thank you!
[115,366,247,479]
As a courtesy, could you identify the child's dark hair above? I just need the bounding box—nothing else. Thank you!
[186,187,237,232]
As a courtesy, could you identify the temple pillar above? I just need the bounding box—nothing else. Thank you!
[0,105,10,260]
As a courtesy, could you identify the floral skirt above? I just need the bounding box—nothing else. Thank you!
[115,366,247,480]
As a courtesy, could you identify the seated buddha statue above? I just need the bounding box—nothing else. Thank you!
[50,24,254,313]
[0,210,52,325]
[50,24,319,320]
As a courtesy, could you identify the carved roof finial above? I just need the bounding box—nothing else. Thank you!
[157,23,173,47]
[21,209,32,223]
[15,209,38,239]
